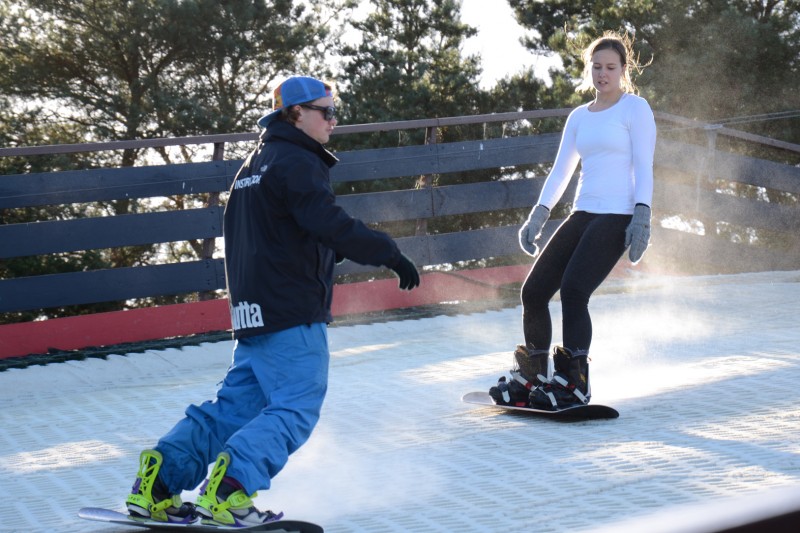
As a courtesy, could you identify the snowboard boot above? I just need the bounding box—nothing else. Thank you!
[489,344,549,406]
[513,344,550,384]
[125,449,196,523]
[530,346,590,410]
[195,452,283,527]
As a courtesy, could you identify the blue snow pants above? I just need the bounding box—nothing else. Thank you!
[155,322,329,496]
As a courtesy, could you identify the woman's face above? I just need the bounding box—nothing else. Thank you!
[591,48,624,95]
[294,95,337,144]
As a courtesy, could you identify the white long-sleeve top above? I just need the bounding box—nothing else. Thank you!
[537,92,657,215]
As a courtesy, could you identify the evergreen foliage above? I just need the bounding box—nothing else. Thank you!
[2,0,798,322]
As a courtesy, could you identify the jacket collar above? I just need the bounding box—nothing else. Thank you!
[261,120,338,168]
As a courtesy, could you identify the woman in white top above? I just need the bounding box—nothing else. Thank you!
[490,32,656,410]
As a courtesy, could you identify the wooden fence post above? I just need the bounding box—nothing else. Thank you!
[415,125,438,236]
[697,124,721,224]
[199,142,225,301]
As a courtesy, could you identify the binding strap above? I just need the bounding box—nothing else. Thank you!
[551,374,589,405]
[510,370,536,390]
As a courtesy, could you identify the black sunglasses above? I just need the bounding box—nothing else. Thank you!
[299,104,337,121]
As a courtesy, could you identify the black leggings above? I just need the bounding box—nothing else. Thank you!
[521,211,631,353]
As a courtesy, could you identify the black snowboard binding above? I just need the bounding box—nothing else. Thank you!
[529,346,590,410]
[489,344,549,407]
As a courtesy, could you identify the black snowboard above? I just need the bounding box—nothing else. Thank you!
[78,507,323,532]
[462,391,619,420]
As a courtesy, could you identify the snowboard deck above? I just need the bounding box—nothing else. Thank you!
[462,391,619,420]
[78,507,323,532]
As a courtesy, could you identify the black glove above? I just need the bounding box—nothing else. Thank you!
[389,253,420,290]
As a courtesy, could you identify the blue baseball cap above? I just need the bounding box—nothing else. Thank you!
[257,76,333,128]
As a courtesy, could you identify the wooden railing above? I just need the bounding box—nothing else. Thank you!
[1,109,799,336]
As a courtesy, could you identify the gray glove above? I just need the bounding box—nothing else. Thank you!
[518,204,550,257]
[625,204,651,264]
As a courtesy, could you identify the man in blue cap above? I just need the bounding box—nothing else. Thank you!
[125,76,420,527]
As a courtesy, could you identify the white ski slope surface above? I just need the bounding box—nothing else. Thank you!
[2,270,800,533]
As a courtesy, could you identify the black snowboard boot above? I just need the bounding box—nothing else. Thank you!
[529,346,590,410]
[513,344,550,384]
[489,345,549,406]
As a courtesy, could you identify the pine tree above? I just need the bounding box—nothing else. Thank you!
[336,0,484,150]
[508,0,800,144]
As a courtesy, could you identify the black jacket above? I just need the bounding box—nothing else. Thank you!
[223,120,401,338]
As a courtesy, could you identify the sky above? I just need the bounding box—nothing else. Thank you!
[348,0,561,88]
[459,0,560,87]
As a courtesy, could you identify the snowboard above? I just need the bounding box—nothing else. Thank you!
[78,507,323,532]
[462,391,619,420]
